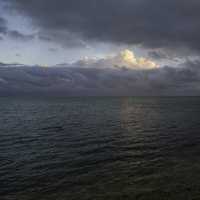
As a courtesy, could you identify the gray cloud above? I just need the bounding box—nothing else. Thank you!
[7,30,35,41]
[15,53,21,57]
[0,60,200,96]
[0,15,34,42]
[5,0,200,53]
[38,31,88,48]
[38,35,52,42]
[48,47,57,52]
[0,17,7,34]
[148,50,170,60]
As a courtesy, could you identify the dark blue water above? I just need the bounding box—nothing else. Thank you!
[1,97,200,200]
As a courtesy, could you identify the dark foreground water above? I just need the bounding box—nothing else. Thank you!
[1,97,200,200]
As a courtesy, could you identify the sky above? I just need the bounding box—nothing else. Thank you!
[0,0,200,95]
[1,0,200,65]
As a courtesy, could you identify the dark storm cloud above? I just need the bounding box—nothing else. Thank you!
[6,0,200,51]
[0,60,200,96]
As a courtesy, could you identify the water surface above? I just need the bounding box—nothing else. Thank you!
[1,97,200,199]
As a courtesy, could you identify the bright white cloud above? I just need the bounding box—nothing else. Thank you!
[75,49,158,69]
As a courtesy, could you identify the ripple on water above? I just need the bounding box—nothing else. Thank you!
[1,97,200,199]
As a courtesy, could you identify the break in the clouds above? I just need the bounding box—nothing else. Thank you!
[5,0,200,53]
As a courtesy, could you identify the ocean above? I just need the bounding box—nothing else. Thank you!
[1,97,200,199]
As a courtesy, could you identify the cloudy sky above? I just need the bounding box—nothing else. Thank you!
[1,0,200,65]
[0,0,200,95]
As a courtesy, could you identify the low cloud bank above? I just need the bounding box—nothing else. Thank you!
[0,58,200,96]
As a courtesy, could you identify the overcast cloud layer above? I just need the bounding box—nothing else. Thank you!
[4,0,200,53]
